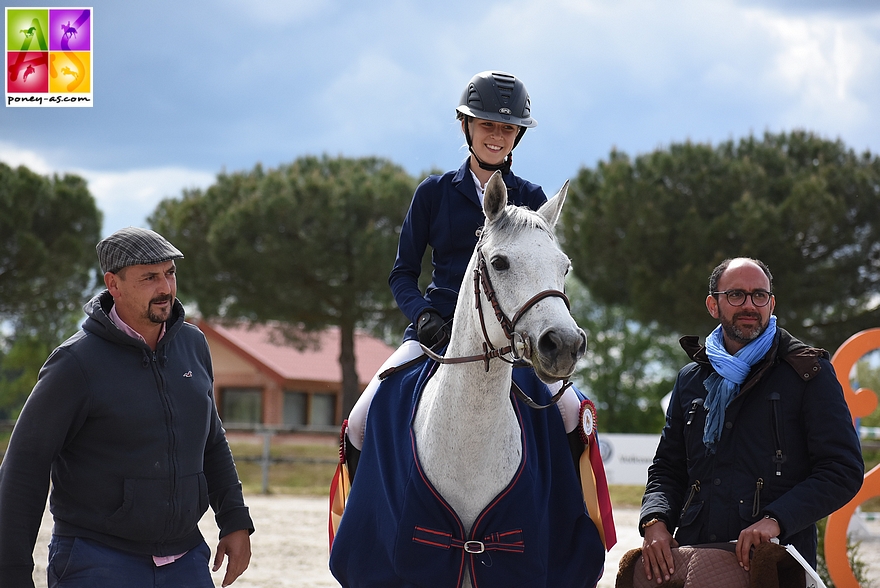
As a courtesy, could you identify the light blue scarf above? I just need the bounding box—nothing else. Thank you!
[702,315,777,454]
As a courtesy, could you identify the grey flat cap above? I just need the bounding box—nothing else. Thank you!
[97,227,184,274]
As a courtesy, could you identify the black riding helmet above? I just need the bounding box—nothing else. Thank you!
[456,71,537,174]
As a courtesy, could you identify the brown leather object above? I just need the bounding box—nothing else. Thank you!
[615,543,806,588]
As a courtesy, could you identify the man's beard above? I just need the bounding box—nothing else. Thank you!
[147,296,172,323]
[720,312,765,345]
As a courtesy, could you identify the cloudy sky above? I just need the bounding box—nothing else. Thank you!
[3,0,880,236]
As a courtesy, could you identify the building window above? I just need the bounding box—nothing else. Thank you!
[222,387,262,427]
[310,393,335,427]
[283,391,307,427]
[283,390,336,428]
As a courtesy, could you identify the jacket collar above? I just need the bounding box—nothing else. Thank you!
[452,158,516,209]
[83,290,186,349]
[680,327,827,386]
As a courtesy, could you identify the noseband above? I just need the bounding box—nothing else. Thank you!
[421,249,575,409]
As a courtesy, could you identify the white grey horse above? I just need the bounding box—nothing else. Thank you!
[413,173,585,532]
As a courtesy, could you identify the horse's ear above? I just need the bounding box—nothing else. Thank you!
[537,180,568,228]
[483,171,508,222]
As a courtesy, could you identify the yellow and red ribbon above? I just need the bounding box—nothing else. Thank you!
[328,420,351,550]
[578,399,617,550]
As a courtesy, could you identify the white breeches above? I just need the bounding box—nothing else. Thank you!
[348,340,424,450]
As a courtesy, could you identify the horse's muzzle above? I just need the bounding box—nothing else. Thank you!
[532,327,586,382]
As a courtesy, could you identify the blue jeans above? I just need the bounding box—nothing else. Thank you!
[47,535,214,588]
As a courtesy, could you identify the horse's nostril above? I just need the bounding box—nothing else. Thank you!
[538,330,563,358]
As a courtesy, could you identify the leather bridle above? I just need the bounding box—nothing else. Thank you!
[421,248,576,409]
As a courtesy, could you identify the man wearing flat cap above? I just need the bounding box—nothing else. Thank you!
[0,227,254,588]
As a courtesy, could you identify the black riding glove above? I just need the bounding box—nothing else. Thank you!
[416,309,449,348]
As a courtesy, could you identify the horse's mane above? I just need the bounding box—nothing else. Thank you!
[477,204,555,247]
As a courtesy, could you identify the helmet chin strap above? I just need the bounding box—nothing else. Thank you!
[463,117,513,175]
[469,147,512,174]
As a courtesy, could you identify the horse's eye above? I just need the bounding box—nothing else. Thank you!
[491,257,509,271]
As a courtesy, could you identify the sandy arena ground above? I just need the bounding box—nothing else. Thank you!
[31,495,880,587]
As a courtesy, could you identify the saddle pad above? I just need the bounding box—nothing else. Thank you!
[616,543,806,588]
[628,546,748,588]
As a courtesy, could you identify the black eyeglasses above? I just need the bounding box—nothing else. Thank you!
[712,289,773,307]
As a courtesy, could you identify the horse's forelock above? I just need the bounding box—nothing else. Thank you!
[478,205,554,247]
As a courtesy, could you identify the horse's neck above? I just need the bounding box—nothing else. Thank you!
[413,328,523,531]
[417,360,515,438]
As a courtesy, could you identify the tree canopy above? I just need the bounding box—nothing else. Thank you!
[568,278,680,433]
[561,131,880,351]
[0,162,102,416]
[150,155,416,420]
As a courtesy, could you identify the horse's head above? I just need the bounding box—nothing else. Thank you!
[473,172,586,383]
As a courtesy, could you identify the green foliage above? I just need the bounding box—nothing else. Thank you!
[568,278,681,433]
[0,162,102,340]
[0,336,55,419]
[0,162,102,416]
[150,155,416,419]
[561,131,880,351]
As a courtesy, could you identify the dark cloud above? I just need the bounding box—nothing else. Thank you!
[736,0,880,15]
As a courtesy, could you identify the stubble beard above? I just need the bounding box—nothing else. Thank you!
[721,312,765,345]
[147,296,172,324]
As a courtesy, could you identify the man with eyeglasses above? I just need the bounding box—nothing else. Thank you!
[638,257,863,583]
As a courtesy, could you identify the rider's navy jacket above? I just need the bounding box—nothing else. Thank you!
[389,159,547,337]
[329,362,605,588]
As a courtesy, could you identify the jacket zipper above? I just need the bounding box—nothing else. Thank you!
[686,398,704,426]
[769,392,786,476]
[152,349,177,541]
[680,480,701,516]
[751,478,763,517]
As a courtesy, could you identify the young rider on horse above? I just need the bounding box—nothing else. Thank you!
[347,70,584,450]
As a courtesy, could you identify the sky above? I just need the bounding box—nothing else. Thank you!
[3,0,880,237]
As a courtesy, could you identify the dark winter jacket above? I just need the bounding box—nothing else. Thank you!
[640,328,863,567]
[389,158,547,339]
[0,291,253,587]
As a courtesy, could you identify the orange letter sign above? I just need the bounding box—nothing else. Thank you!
[827,329,880,588]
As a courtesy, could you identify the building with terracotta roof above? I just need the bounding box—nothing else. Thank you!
[194,320,395,431]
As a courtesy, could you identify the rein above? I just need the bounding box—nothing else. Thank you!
[420,249,574,409]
